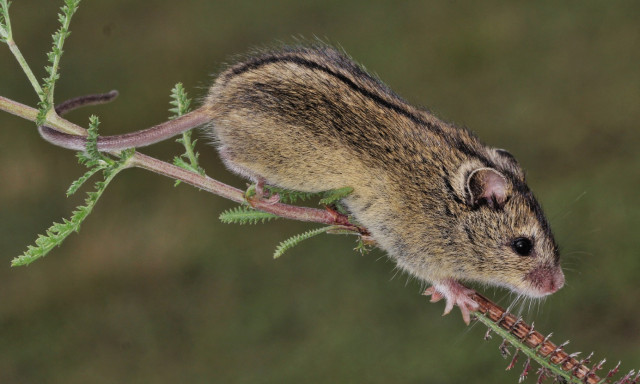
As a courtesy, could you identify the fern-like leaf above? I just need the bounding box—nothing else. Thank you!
[219,206,279,225]
[169,82,191,118]
[170,83,204,182]
[264,186,321,204]
[85,114,112,161]
[273,226,335,259]
[36,0,81,124]
[12,129,133,266]
[12,160,127,267]
[66,164,107,196]
[319,187,353,206]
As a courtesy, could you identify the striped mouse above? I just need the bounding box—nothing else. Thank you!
[40,45,565,323]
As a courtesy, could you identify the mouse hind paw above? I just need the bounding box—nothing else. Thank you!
[423,280,478,325]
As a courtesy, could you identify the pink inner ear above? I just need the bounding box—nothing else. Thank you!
[481,170,507,205]
[467,168,508,207]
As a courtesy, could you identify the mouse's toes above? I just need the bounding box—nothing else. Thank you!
[423,286,444,302]
[427,280,478,325]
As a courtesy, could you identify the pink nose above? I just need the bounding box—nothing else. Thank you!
[548,269,565,293]
[525,266,565,296]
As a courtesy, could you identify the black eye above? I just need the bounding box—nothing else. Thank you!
[512,237,533,256]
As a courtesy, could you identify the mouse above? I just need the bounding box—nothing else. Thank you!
[39,44,565,323]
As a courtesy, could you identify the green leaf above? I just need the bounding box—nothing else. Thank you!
[219,206,279,225]
[319,187,353,206]
[38,0,81,108]
[263,186,320,204]
[12,158,126,266]
[85,115,103,160]
[273,226,334,259]
[170,83,204,181]
[169,82,191,119]
[66,164,107,196]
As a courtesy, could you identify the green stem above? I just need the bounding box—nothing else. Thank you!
[7,38,43,96]
[181,131,200,172]
[1,0,43,96]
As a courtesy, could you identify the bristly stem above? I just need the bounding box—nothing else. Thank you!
[472,292,603,384]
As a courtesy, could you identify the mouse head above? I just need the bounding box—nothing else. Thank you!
[451,150,564,298]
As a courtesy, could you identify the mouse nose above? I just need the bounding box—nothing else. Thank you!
[551,268,564,292]
[525,265,565,295]
[549,269,565,293]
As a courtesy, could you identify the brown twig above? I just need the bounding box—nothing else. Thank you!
[471,292,602,384]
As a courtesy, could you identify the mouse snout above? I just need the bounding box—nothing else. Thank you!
[525,265,565,296]
[548,268,565,293]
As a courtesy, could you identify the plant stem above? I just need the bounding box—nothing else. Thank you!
[1,0,43,96]
[181,131,200,171]
[130,153,353,226]
[0,96,39,121]
[471,292,601,384]
[0,95,358,229]
[6,39,43,96]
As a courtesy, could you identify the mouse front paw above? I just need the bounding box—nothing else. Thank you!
[424,280,479,325]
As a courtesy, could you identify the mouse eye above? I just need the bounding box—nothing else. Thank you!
[512,237,533,256]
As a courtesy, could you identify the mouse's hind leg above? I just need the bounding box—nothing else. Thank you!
[218,146,279,204]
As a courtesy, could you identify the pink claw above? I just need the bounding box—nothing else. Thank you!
[423,287,444,303]
[424,280,478,325]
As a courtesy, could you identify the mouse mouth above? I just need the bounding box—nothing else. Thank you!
[521,265,565,297]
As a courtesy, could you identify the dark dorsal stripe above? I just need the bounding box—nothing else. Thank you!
[228,54,445,135]
[226,51,502,170]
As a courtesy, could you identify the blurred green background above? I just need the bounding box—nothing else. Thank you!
[1,1,638,383]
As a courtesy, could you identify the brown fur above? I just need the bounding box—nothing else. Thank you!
[206,45,563,296]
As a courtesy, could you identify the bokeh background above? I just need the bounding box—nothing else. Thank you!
[1,1,638,383]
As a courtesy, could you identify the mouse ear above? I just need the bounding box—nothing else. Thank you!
[466,168,509,209]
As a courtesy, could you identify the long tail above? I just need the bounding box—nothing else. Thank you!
[38,91,210,151]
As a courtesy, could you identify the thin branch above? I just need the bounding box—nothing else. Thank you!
[5,39,43,95]
[0,0,44,95]
[0,95,360,230]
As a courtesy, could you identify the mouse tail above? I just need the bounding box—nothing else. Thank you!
[39,107,211,152]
